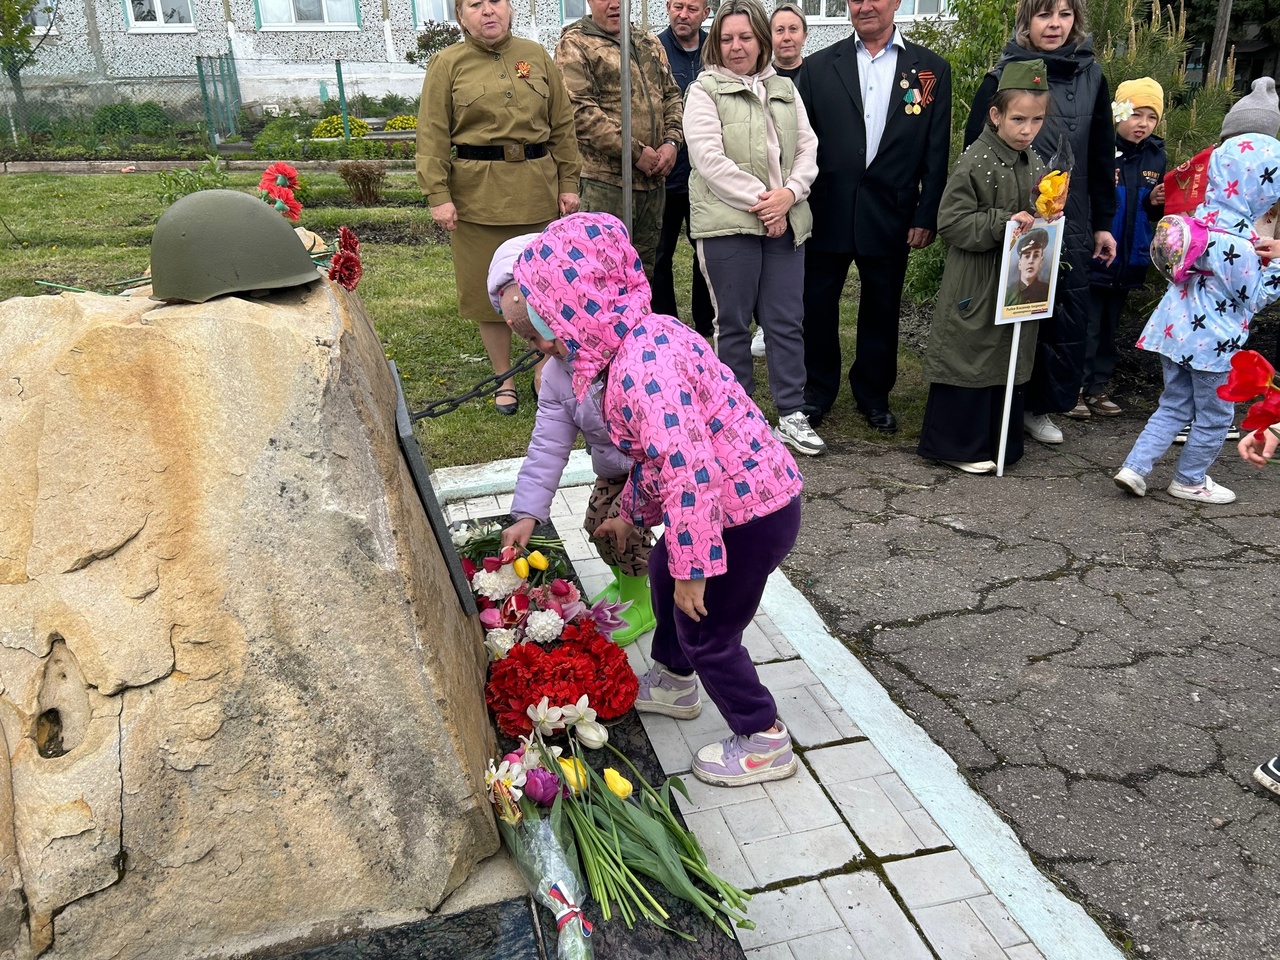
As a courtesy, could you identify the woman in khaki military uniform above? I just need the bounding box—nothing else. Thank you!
[417,0,581,414]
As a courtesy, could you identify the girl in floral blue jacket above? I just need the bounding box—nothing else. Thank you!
[1113,134,1280,504]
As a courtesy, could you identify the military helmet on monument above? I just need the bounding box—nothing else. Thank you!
[150,189,320,303]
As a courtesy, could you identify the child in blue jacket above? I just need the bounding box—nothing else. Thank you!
[1076,77,1166,418]
[1113,134,1280,504]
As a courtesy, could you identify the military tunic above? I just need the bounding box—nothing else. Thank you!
[923,127,1044,388]
[416,33,581,319]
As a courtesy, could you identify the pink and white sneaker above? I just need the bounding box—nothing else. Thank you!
[692,721,797,787]
[635,664,702,719]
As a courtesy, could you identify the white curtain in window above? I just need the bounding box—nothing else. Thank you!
[421,0,453,22]
[260,0,293,22]
[326,0,357,21]
[562,0,585,20]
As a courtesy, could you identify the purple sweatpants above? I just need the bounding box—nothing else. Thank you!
[648,497,802,736]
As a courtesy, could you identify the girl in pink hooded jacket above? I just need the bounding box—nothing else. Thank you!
[513,212,804,788]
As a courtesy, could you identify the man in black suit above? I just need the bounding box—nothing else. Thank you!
[796,0,950,433]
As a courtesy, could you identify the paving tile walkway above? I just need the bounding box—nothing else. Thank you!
[441,470,1113,960]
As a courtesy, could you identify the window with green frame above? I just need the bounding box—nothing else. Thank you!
[259,0,358,26]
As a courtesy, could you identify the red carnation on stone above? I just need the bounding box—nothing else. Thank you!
[328,249,363,291]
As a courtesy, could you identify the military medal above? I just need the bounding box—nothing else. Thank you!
[900,76,909,89]
[903,88,921,114]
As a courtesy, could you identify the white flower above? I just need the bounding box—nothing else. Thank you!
[484,628,519,660]
[527,696,566,735]
[484,758,527,803]
[470,564,523,601]
[574,719,609,750]
[560,694,597,726]
[518,733,562,768]
[524,609,566,644]
[1111,98,1134,123]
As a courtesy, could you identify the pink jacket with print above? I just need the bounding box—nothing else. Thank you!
[512,214,802,580]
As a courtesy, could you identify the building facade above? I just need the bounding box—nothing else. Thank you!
[12,0,946,113]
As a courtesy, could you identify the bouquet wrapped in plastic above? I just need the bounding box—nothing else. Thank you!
[1034,134,1074,219]
[498,800,593,960]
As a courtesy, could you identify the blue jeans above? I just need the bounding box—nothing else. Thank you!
[1123,356,1233,486]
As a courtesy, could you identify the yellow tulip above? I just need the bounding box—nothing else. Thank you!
[527,550,549,570]
[603,768,633,799]
[558,757,588,794]
[512,557,530,578]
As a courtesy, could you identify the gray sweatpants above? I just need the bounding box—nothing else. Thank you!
[698,230,807,416]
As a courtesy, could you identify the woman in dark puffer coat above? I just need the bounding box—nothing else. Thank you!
[964,0,1117,446]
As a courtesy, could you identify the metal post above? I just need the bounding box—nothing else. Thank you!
[336,59,351,140]
[197,57,218,149]
[218,53,237,137]
[619,0,632,232]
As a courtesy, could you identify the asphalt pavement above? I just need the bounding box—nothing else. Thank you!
[783,399,1280,960]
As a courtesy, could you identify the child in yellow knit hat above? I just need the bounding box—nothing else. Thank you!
[1076,77,1167,419]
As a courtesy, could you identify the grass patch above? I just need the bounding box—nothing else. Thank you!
[1,171,928,467]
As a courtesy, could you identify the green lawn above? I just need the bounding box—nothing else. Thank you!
[0,171,927,467]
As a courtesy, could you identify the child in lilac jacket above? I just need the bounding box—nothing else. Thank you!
[489,235,655,644]
[513,212,804,788]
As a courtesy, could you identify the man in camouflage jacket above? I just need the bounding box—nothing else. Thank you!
[555,0,684,277]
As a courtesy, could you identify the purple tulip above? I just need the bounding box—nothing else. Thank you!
[588,595,633,639]
[524,766,562,806]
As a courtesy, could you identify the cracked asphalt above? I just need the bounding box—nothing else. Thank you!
[783,399,1280,960]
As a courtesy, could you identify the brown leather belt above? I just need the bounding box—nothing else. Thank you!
[454,143,548,162]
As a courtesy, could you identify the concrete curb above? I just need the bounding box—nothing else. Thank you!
[430,448,595,504]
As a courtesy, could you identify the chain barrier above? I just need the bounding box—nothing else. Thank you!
[409,348,543,421]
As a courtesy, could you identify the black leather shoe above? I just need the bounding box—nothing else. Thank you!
[861,408,898,433]
[801,404,827,428]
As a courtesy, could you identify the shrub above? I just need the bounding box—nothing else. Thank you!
[380,92,411,115]
[349,93,381,117]
[311,114,372,139]
[93,102,139,136]
[406,20,462,66]
[135,101,172,137]
[155,154,229,204]
[337,160,388,205]
[384,114,417,131]
[253,116,305,159]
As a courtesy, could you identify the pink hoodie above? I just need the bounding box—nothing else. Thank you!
[513,213,802,580]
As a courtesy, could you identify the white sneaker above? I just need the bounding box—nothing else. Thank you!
[1113,466,1146,497]
[1167,475,1236,504]
[942,459,996,474]
[1024,412,1063,444]
[751,326,766,358]
[775,410,826,456]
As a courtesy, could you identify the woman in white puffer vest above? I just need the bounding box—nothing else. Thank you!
[684,0,826,458]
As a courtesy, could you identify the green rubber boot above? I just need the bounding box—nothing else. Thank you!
[610,572,656,646]
[589,565,622,605]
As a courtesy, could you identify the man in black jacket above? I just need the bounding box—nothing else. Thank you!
[796,0,950,433]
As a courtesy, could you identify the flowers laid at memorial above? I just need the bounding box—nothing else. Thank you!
[328,225,363,291]
[455,520,753,945]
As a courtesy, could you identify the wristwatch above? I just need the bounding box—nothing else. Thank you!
[662,138,679,149]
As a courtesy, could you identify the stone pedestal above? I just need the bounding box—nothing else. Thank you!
[0,281,496,960]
